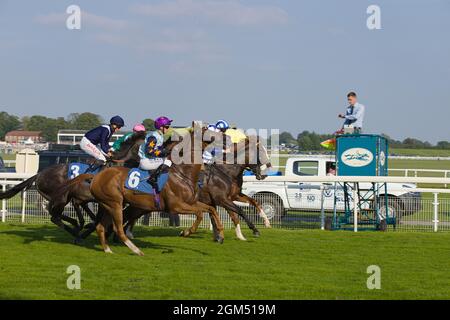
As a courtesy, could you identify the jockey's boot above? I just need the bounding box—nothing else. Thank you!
[87,159,106,173]
[147,164,170,190]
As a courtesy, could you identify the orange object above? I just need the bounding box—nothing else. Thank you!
[320,138,336,150]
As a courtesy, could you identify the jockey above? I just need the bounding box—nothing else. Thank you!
[111,123,146,152]
[80,115,125,163]
[203,124,220,164]
[215,119,230,133]
[138,116,173,187]
[202,120,235,164]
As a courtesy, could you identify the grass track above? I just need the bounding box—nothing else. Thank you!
[0,224,449,300]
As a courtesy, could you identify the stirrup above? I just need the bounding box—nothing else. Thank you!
[87,160,105,172]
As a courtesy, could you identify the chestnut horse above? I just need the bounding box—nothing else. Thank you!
[122,136,272,241]
[89,127,224,255]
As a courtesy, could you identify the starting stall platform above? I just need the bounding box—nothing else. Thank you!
[331,134,393,231]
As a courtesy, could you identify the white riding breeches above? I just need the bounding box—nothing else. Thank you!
[80,137,107,162]
[139,157,165,170]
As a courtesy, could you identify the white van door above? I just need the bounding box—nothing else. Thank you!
[286,160,322,209]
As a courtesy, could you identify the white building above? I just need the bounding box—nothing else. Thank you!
[57,130,127,145]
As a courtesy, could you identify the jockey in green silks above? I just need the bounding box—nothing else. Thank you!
[111,123,146,152]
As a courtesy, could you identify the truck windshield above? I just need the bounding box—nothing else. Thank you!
[293,161,318,176]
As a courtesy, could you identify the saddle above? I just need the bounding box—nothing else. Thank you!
[125,168,169,195]
[68,162,102,179]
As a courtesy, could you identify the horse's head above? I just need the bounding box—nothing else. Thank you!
[239,136,271,180]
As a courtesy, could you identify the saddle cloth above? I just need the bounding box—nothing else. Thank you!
[125,168,169,195]
[67,162,101,179]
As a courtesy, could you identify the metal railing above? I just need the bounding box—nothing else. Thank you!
[1,173,450,233]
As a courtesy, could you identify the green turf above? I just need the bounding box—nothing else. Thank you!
[0,224,449,300]
[390,148,450,157]
[0,153,16,161]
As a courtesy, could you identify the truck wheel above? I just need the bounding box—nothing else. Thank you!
[324,217,333,231]
[253,194,285,221]
[379,197,402,224]
[377,219,387,232]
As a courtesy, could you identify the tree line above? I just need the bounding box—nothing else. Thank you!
[0,111,155,142]
[279,131,450,151]
[1,110,447,149]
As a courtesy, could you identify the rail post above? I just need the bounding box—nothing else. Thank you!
[353,183,358,232]
[21,190,27,223]
[432,192,439,232]
[445,171,449,188]
[320,186,325,230]
[1,183,5,223]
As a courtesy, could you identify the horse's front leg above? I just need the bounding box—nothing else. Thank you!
[192,202,224,242]
[234,193,271,228]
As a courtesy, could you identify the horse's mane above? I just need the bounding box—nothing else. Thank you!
[113,131,146,160]
[122,131,146,147]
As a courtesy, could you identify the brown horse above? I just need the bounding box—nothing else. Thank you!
[89,127,224,255]
[0,132,145,237]
[122,136,272,241]
[46,173,102,242]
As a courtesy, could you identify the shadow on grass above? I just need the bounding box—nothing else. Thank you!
[1,224,211,256]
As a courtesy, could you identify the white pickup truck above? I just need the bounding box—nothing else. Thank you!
[242,156,421,220]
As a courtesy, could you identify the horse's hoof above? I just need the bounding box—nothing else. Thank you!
[73,238,83,245]
[104,246,113,254]
[180,229,191,237]
[125,231,134,239]
[215,235,224,244]
[253,231,260,237]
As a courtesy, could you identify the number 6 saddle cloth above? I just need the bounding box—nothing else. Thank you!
[125,168,169,195]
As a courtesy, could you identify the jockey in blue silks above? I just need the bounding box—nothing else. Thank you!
[202,120,230,164]
[80,115,125,164]
[138,116,173,187]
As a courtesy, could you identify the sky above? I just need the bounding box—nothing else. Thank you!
[0,0,449,143]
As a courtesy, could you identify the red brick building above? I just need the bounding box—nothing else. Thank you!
[4,131,43,143]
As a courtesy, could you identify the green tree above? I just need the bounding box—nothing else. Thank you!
[67,113,103,130]
[437,141,450,149]
[279,131,297,145]
[0,111,21,139]
[143,118,156,131]
[23,115,69,142]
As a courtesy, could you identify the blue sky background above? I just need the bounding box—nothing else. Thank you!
[0,0,449,142]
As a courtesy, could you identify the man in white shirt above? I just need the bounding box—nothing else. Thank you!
[338,92,365,134]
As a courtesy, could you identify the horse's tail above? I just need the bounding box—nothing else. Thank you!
[0,175,38,200]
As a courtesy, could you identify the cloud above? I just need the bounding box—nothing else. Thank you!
[34,11,129,30]
[94,27,224,58]
[130,0,289,26]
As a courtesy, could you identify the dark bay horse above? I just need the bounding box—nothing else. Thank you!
[0,132,145,237]
[122,136,272,241]
[89,128,224,255]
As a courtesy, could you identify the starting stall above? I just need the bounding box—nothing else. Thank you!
[331,134,393,231]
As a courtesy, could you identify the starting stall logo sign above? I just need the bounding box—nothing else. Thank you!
[341,148,374,168]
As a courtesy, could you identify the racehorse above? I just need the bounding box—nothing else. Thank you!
[122,136,272,241]
[0,132,145,237]
[89,127,225,255]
